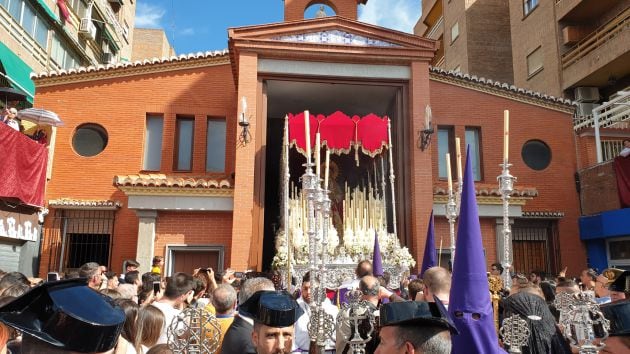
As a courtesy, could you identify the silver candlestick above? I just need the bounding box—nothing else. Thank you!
[498,161,516,289]
[499,314,530,353]
[337,290,375,354]
[302,161,334,353]
[445,189,457,267]
[563,291,610,354]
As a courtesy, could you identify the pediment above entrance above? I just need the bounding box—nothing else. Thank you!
[229,16,438,61]
[271,29,401,48]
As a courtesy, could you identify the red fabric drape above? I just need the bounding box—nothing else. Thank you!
[319,111,355,154]
[0,124,48,207]
[288,112,390,156]
[288,112,319,156]
[614,156,630,208]
[57,0,71,23]
[356,114,389,157]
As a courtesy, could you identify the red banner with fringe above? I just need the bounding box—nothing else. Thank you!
[0,124,48,207]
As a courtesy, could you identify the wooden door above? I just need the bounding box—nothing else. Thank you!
[172,251,219,274]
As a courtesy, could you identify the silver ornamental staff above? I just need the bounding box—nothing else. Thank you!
[445,152,457,264]
[283,115,291,289]
[499,314,530,353]
[498,110,516,290]
[387,118,397,236]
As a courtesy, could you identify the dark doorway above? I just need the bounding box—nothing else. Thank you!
[261,79,406,271]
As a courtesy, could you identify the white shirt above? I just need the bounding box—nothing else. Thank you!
[620,147,630,157]
[6,119,19,131]
[152,301,182,344]
[293,297,339,352]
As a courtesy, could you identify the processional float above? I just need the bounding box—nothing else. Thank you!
[272,110,415,353]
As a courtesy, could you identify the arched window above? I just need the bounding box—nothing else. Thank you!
[305,3,336,18]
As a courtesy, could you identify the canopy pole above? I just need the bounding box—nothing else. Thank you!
[387,118,397,236]
[283,115,292,290]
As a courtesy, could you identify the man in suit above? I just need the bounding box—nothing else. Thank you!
[220,277,275,354]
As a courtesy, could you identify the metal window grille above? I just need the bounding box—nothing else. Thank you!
[601,140,624,162]
[46,209,115,272]
[511,219,561,276]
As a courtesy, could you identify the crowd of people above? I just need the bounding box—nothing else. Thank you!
[0,257,629,354]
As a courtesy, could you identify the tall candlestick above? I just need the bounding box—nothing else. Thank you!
[503,110,509,163]
[315,133,321,178]
[446,153,453,193]
[304,111,311,163]
[324,149,330,190]
[455,137,462,182]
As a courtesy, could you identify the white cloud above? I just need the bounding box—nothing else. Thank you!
[179,27,195,36]
[359,0,420,33]
[135,3,165,28]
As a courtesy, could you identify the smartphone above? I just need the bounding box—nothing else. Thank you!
[47,272,59,282]
[153,281,161,295]
[234,272,244,278]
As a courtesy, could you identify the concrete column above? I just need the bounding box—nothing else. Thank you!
[135,210,157,274]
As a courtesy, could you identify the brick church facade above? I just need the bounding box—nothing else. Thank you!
[33,0,583,276]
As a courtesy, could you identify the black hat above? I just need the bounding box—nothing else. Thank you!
[608,270,630,293]
[379,298,459,334]
[239,290,303,327]
[601,299,630,336]
[0,278,125,353]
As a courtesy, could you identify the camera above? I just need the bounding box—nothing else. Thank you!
[234,272,244,278]
[47,272,59,282]
[153,281,161,295]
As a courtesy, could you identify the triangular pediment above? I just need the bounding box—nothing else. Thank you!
[229,16,437,52]
[271,29,401,47]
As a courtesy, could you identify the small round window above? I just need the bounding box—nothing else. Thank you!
[72,123,108,157]
[521,140,551,170]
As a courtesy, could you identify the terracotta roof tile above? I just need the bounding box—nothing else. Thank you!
[30,50,230,79]
[429,67,576,107]
[433,184,538,198]
[113,174,232,189]
[48,198,122,209]
[522,211,565,218]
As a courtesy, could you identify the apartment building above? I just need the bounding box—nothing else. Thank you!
[415,0,630,105]
[0,0,136,102]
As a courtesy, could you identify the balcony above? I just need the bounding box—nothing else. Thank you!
[556,0,619,22]
[578,160,621,215]
[561,7,630,90]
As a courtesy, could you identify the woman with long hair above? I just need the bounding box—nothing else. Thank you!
[134,305,165,353]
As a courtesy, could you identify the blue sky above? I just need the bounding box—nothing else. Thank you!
[135,0,421,54]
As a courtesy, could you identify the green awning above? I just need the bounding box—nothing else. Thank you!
[35,0,60,23]
[0,42,35,103]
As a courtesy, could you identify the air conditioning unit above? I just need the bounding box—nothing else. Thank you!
[576,103,599,117]
[102,52,114,64]
[79,18,96,41]
[575,87,600,103]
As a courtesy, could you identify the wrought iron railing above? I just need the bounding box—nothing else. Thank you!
[601,140,625,162]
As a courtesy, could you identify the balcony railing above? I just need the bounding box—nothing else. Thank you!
[426,16,443,40]
[561,6,630,69]
[601,140,625,162]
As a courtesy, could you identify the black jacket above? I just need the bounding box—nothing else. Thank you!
[220,315,256,354]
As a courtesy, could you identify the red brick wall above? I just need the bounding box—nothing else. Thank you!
[35,62,237,275]
[154,211,233,267]
[433,218,497,268]
[428,79,585,273]
[579,161,621,215]
[284,0,360,21]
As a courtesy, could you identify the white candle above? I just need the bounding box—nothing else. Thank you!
[455,137,462,182]
[446,153,453,193]
[304,111,311,162]
[503,110,509,163]
[315,133,321,178]
[324,149,330,190]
